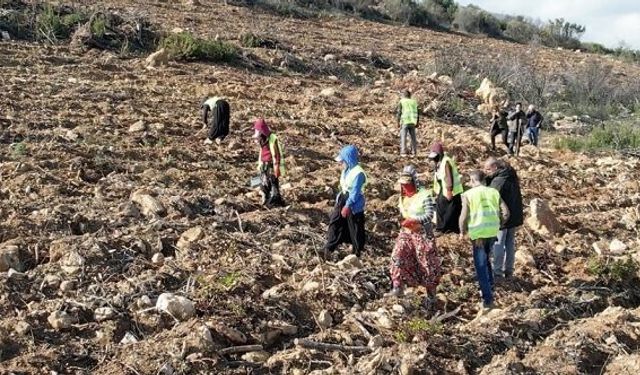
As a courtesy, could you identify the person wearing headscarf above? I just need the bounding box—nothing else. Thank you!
[389,165,442,309]
[252,119,285,207]
[201,96,230,145]
[323,145,367,259]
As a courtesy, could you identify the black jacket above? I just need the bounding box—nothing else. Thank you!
[487,166,523,229]
[526,110,544,129]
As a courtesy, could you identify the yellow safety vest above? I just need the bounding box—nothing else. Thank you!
[398,188,431,219]
[340,165,367,194]
[433,154,463,196]
[400,98,418,125]
[257,133,286,175]
[463,185,501,240]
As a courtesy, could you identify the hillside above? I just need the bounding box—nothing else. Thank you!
[1,1,640,374]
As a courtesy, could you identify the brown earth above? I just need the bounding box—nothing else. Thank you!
[1,1,640,374]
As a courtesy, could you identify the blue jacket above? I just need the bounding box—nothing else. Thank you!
[338,145,366,214]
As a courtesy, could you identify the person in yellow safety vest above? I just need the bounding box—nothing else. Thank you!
[252,118,285,207]
[397,90,419,157]
[459,170,510,310]
[427,142,464,234]
[323,145,367,260]
[388,165,442,310]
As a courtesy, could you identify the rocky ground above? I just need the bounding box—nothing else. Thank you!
[1,1,640,374]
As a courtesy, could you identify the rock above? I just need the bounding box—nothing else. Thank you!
[376,312,394,329]
[242,351,270,363]
[158,362,175,375]
[60,280,75,292]
[146,48,169,68]
[14,321,31,336]
[592,240,607,256]
[392,304,405,315]
[526,198,561,236]
[271,239,290,251]
[0,243,24,272]
[605,354,640,374]
[152,252,165,265]
[156,293,195,321]
[48,311,74,330]
[400,361,415,375]
[94,307,116,322]
[337,254,362,269]
[61,251,85,275]
[320,88,337,97]
[213,323,247,344]
[474,77,508,114]
[176,226,204,250]
[267,320,298,335]
[150,122,165,131]
[262,284,284,300]
[227,140,242,151]
[120,332,138,344]
[323,54,336,62]
[199,326,214,348]
[515,249,536,267]
[550,112,564,121]
[131,190,166,217]
[368,334,384,348]
[317,310,333,329]
[1,31,10,41]
[609,239,627,255]
[43,274,62,288]
[128,120,147,133]
[137,295,153,309]
[438,75,453,86]
[302,281,320,292]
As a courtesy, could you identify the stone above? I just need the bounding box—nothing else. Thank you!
[376,314,394,329]
[271,239,290,251]
[156,293,195,321]
[120,332,138,344]
[242,351,270,363]
[151,252,165,265]
[320,88,337,97]
[323,54,336,62]
[213,323,247,344]
[550,112,564,121]
[199,326,214,348]
[302,281,320,292]
[137,295,153,309]
[526,198,561,236]
[61,251,85,275]
[44,274,62,288]
[317,310,333,329]
[131,190,166,217]
[609,239,627,255]
[438,75,453,86]
[515,249,536,267]
[1,31,10,41]
[368,334,384,348]
[605,354,640,374]
[392,304,405,315]
[60,280,75,292]
[337,254,362,269]
[145,48,169,68]
[128,120,147,133]
[48,310,74,330]
[474,77,508,115]
[95,307,116,322]
[592,240,607,256]
[267,320,298,335]
[14,321,31,336]
[158,362,174,375]
[0,243,24,272]
[400,361,415,375]
[176,226,204,250]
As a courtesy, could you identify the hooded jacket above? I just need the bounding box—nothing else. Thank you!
[487,166,523,229]
[338,145,366,214]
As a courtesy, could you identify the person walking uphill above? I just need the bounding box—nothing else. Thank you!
[252,119,285,207]
[489,107,508,151]
[323,145,367,260]
[507,102,526,155]
[484,157,523,280]
[459,170,510,310]
[389,165,442,309]
[526,104,544,147]
[428,142,464,234]
[201,96,230,145]
[397,90,419,157]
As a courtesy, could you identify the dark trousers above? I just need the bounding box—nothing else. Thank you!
[324,194,366,256]
[207,99,230,141]
[435,192,462,234]
[260,164,284,207]
[490,126,508,150]
[508,130,523,155]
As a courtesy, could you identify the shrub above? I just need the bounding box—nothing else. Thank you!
[422,0,457,26]
[382,0,423,25]
[161,32,237,62]
[452,5,504,37]
[504,17,539,44]
[554,120,640,152]
[587,256,639,284]
[90,14,107,38]
[540,18,585,49]
[35,5,86,42]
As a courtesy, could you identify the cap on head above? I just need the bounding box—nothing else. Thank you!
[428,142,444,159]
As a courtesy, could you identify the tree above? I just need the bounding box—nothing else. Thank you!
[542,18,585,49]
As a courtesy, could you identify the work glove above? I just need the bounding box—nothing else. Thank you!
[340,206,351,218]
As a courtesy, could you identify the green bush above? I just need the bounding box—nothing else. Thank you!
[36,5,86,42]
[504,18,539,44]
[554,120,640,152]
[587,256,639,284]
[161,32,238,62]
[452,5,504,37]
[422,0,457,26]
[90,14,107,38]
